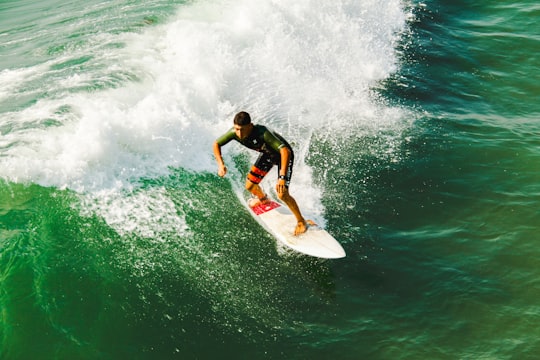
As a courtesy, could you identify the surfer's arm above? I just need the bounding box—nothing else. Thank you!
[279,146,290,177]
[213,141,227,177]
[214,129,236,177]
[276,146,290,194]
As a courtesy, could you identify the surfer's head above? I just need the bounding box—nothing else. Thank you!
[234,111,251,125]
[233,111,253,140]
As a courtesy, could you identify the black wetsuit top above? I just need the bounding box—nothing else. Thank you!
[216,124,292,164]
[216,124,295,185]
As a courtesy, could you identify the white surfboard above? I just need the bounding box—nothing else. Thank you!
[246,199,346,259]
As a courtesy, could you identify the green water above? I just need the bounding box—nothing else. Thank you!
[1,0,540,359]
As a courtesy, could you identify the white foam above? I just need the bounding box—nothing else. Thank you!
[0,0,411,231]
[80,186,189,239]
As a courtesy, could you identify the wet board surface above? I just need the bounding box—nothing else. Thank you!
[247,199,346,259]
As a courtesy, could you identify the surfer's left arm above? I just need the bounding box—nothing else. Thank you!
[276,146,290,195]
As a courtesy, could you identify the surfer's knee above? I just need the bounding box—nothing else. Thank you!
[245,180,255,192]
[277,190,289,201]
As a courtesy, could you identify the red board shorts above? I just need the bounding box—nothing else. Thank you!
[247,148,294,187]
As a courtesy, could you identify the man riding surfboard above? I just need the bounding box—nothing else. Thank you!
[213,111,308,235]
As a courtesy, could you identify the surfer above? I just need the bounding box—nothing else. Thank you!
[213,111,308,235]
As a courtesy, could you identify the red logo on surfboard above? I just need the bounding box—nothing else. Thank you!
[250,201,281,215]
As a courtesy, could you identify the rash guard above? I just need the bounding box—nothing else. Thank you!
[215,125,291,162]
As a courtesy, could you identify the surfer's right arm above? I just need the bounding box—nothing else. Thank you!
[213,141,228,177]
[213,129,236,177]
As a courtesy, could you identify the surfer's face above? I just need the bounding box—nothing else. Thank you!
[234,123,253,140]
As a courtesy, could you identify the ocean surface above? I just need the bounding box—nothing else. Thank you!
[1,0,539,359]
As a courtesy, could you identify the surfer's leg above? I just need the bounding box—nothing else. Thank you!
[245,179,269,206]
[278,191,308,235]
[275,150,307,235]
[246,154,273,205]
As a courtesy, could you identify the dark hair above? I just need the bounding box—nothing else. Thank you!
[233,111,251,125]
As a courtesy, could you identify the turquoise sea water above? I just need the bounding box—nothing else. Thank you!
[1,0,539,359]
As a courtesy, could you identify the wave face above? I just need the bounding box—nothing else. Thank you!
[11,0,540,359]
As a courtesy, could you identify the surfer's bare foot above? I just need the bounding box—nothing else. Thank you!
[248,195,269,208]
[294,219,308,236]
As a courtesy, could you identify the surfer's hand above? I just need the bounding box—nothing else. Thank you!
[276,178,286,195]
[218,164,227,177]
